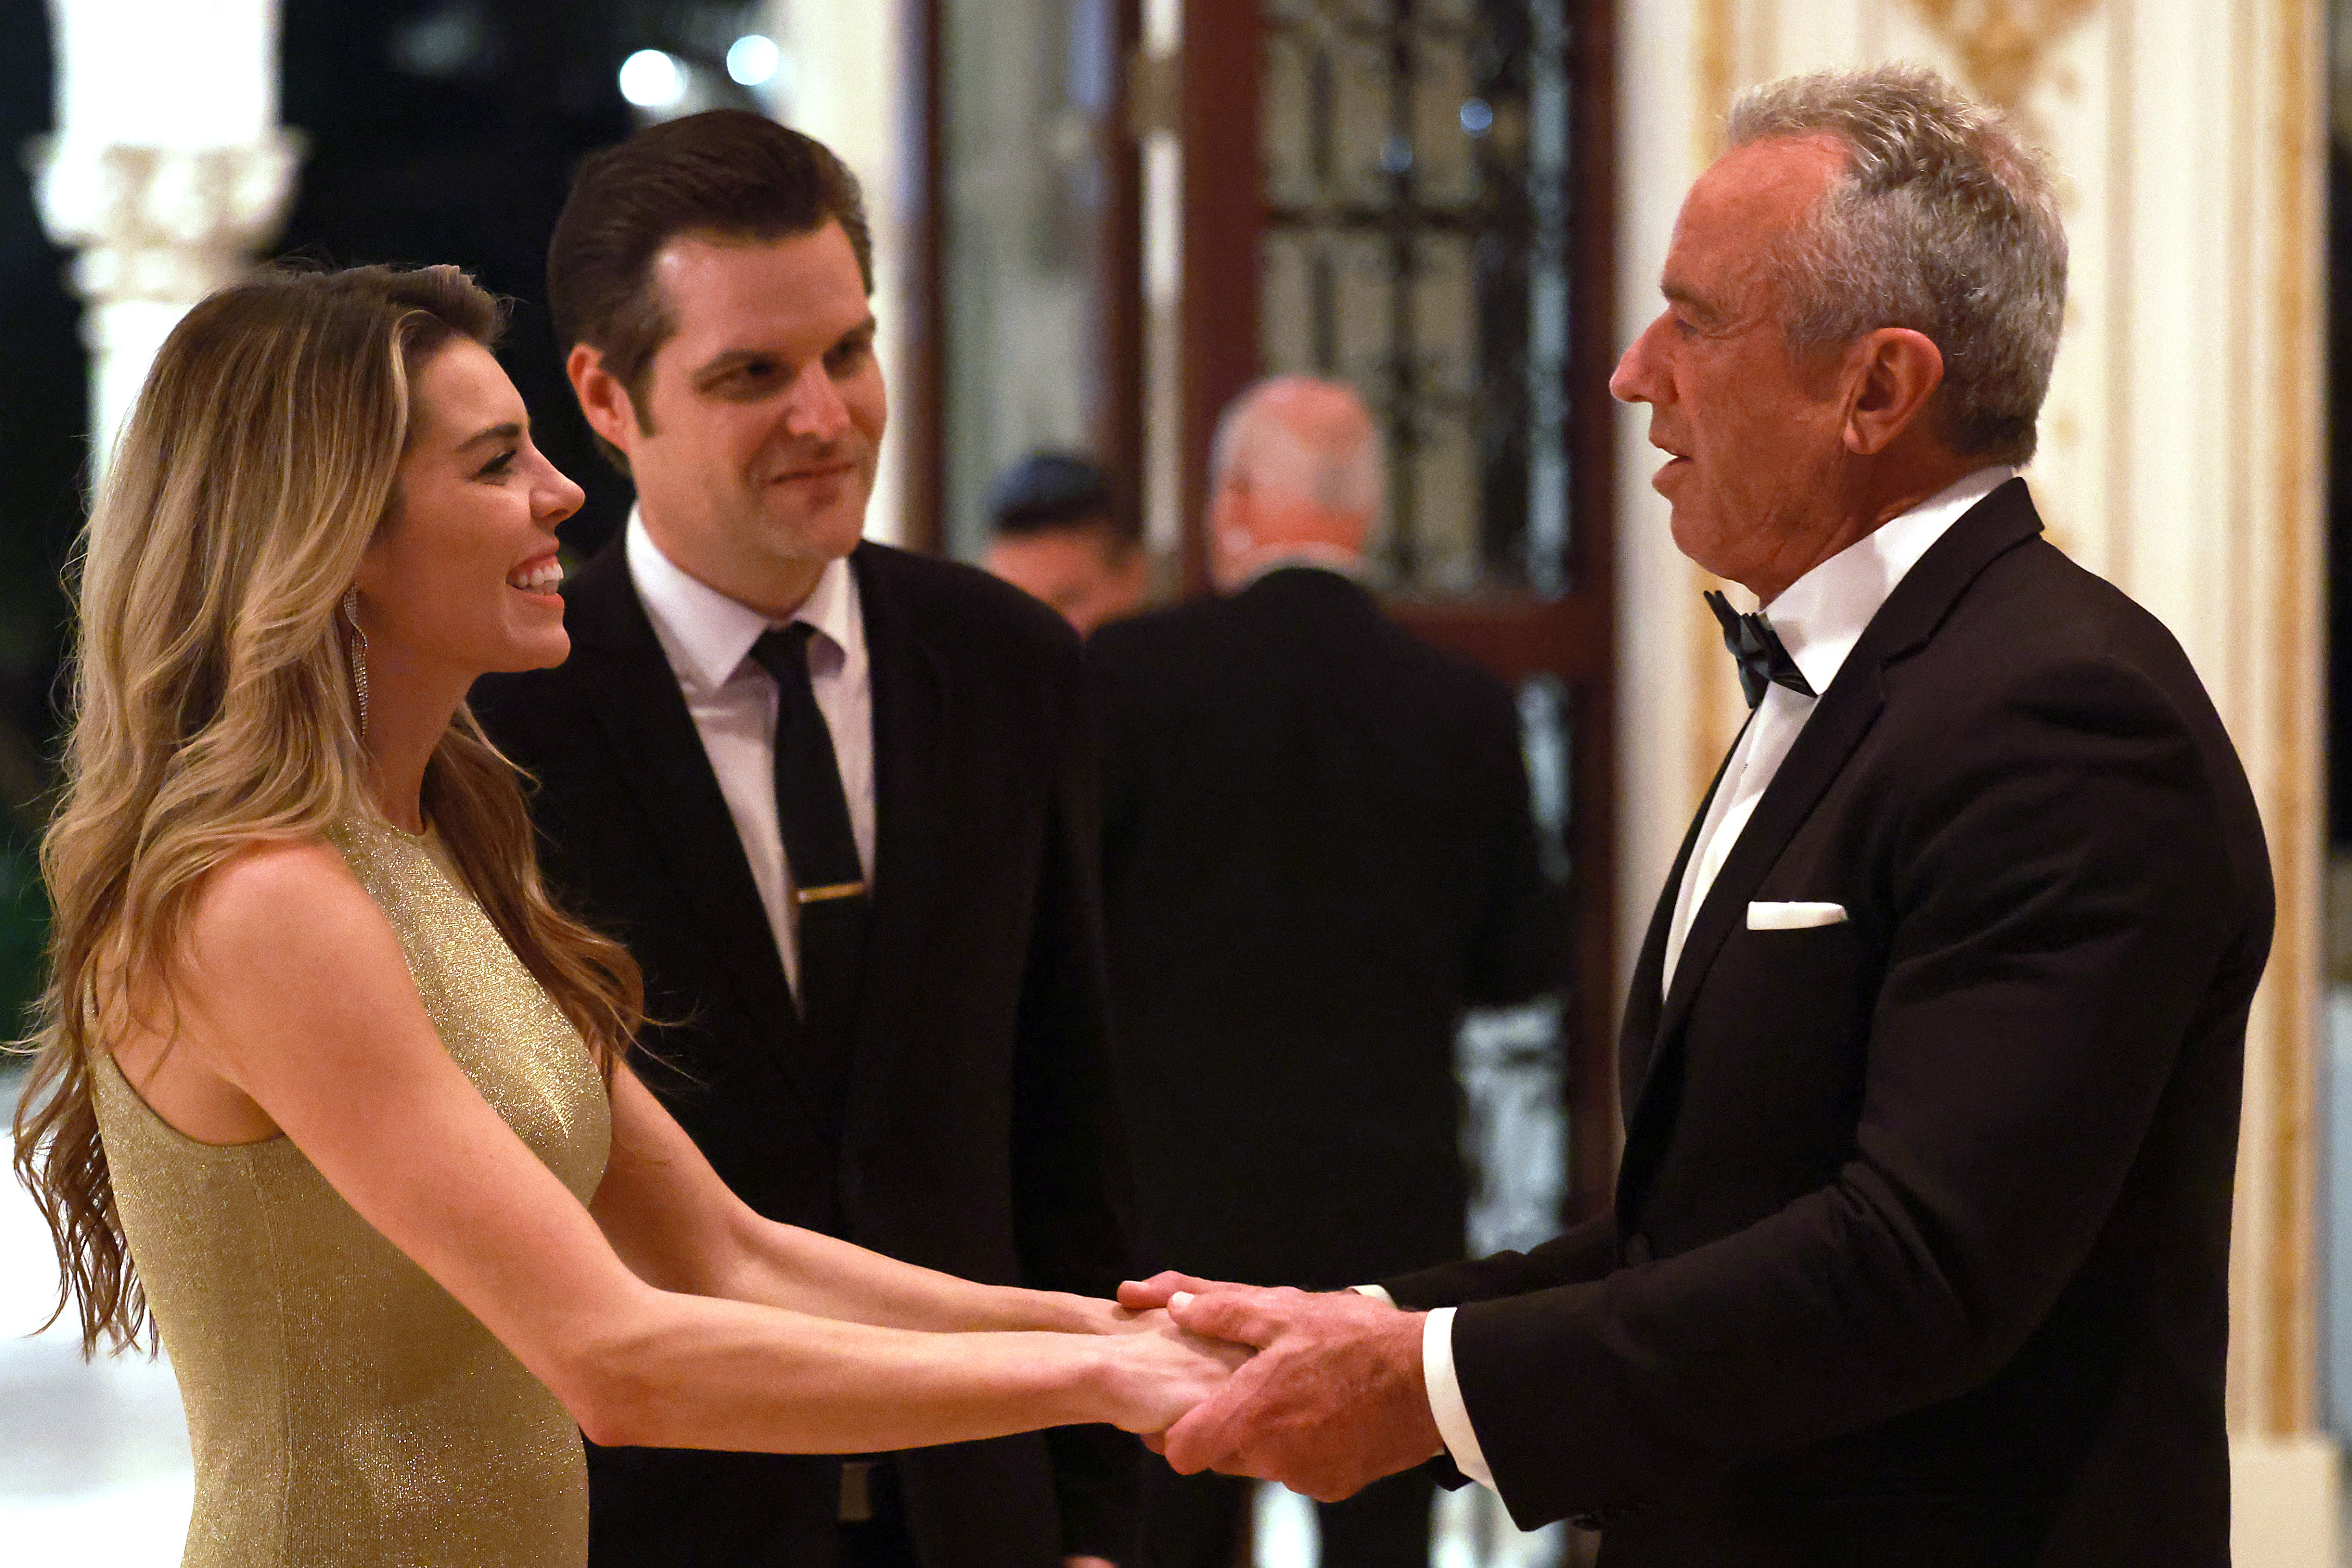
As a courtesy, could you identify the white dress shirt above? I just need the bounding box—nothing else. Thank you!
[1417,463,2014,1491]
[1659,465,2013,995]
[626,513,877,998]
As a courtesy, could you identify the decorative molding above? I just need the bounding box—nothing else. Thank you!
[1902,0,2101,114]
[32,135,301,306]
[2252,0,2326,1439]
[30,133,302,472]
[1693,0,1738,161]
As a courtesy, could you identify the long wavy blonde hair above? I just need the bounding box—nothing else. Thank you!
[11,263,644,1355]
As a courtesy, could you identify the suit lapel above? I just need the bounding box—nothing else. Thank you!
[1619,730,1743,1110]
[1649,683,1888,1056]
[1626,480,2049,1142]
[563,547,815,1091]
[838,546,952,1139]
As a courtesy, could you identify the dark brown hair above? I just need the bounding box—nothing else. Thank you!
[547,110,873,465]
[986,451,1138,554]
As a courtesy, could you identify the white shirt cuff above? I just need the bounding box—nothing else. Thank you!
[1422,1306,1497,1490]
[1350,1283,1396,1307]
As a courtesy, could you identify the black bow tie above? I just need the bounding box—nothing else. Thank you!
[1705,590,1817,710]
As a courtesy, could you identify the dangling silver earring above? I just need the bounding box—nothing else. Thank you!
[343,586,370,739]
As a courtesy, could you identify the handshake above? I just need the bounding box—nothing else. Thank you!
[1096,1271,1447,1503]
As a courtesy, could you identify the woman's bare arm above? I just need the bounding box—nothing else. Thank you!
[591,1066,1141,1336]
[146,841,1234,1453]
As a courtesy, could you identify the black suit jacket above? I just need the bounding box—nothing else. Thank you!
[1382,482,2271,1567]
[1087,567,1557,1289]
[472,538,1138,1568]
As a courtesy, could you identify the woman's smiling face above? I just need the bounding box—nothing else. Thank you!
[355,338,585,685]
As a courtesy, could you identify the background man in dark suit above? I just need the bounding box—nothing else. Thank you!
[982,452,1149,637]
[1087,378,1557,1568]
[472,111,1137,1568]
[1121,66,2271,1568]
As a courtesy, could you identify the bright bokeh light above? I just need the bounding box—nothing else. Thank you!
[727,35,781,89]
[618,49,686,109]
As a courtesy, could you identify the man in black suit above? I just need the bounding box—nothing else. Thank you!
[1087,378,1557,1568]
[982,452,1149,637]
[472,111,1136,1568]
[1122,66,2270,1567]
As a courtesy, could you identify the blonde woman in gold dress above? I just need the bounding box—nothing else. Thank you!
[9,264,1239,1568]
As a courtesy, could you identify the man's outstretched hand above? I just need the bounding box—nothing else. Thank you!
[1116,1274,1444,1503]
[1117,1271,1237,1312]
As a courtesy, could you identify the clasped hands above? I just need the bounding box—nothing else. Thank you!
[1114,1271,1445,1503]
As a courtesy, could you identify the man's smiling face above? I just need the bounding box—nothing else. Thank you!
[595,221,885,617]
[1609,134,1859,597]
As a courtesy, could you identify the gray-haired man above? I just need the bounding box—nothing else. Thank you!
[1122,65,2268,1568]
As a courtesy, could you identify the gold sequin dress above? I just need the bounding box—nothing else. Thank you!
[90,818,612,1568]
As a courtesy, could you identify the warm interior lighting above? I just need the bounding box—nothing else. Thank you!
[727,34,780,89]
[619,49,686,109]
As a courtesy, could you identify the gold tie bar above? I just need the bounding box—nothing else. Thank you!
[795,881,867,904]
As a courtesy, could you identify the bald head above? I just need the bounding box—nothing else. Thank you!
[1209,377,1382,589]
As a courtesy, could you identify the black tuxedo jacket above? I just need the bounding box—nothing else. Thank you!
[1085,567,1557,1290]
[1382,482,2271,1567]
[472,538,1138,1568]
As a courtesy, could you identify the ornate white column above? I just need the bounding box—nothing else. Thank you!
[33,0,300,475]
[1612,2,2332,1562]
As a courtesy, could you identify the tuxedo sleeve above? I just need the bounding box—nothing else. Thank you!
[1012,644,1142,1558]
[1379,1211,1621,1308]
[1373,1218,1619,1498]
[1442,653,2264,1531]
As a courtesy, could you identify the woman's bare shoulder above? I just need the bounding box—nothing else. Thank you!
[185,836,402,982]
[115,838,397,1139]
[198,834,355,896]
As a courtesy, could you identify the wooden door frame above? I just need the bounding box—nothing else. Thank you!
[1096,0,1148,544]
[900,0,1147,557]
[1173,0,1623,1220]
[909,0,1624,1218]
[1177,0,1265,590]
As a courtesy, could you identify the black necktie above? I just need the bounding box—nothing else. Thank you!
[1704,589,1816,710]
[747,623,868,1135]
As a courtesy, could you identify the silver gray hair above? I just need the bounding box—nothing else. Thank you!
[1209,376,1384,518]
[1728,64,2067,464]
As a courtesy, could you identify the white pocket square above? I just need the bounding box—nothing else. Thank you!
[1747,901,1848,930]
